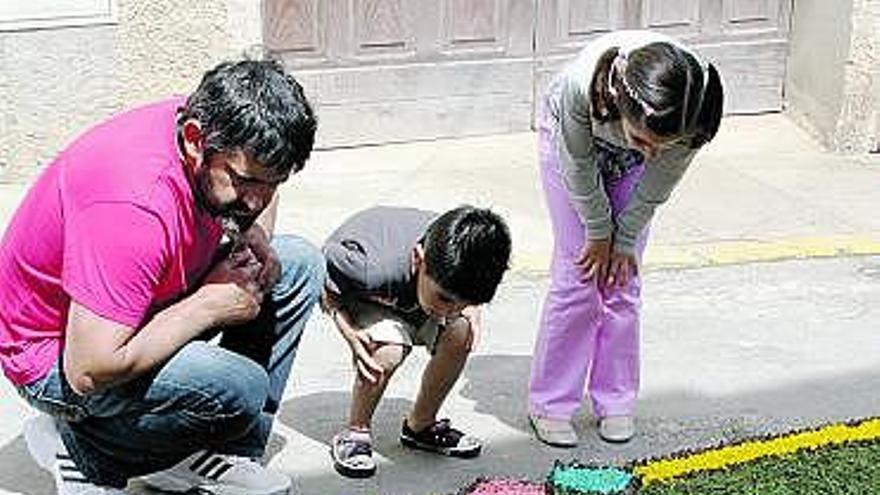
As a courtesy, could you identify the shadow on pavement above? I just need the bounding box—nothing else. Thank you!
[2,356,878,495]
[285,355,880,495]
[0,435,54,494]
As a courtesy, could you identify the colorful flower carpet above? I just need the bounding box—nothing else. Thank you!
[459,417,880,495]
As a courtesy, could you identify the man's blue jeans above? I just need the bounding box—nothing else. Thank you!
[16,235,325,488]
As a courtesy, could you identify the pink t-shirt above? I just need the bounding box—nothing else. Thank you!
[0,98,223,386]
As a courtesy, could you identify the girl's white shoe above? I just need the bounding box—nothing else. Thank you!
[528,414,578,447]
[598,415,635,443]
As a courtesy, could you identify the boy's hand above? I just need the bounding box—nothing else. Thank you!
[348,328,383,383]
[461,306,483,352]
[328,305,384,383]
[575,237,611,283]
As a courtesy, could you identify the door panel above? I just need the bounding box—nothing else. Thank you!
[263,0,327,61]
[264,0,792,147]
[723,0,781,33]
[643,0,701,36]
[266,0,533,147]
[354,0,411,54]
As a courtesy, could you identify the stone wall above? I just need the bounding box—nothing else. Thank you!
[786,0,879,153]
[0,0,262,182]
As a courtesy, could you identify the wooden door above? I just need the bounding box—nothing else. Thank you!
[265,0,792,147]
[536,0,793,115]
[264,0,535,147]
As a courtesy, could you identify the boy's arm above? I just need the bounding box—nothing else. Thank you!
[321,287,384,383]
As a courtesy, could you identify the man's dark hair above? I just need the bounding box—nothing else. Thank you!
[422,205,512,304]
[182,59,317,173]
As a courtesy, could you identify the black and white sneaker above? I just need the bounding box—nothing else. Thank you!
[400,419,482,458]
[142,450,291,495]
[24,414,127,494]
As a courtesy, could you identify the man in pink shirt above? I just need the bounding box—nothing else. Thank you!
[0,60,323,494]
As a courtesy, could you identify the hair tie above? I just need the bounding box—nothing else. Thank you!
[611,51,657,117]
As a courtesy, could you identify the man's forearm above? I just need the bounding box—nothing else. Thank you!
[123,290,221,374]
[76,289,223,394]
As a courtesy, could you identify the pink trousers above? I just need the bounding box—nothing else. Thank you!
[528,99,649,420]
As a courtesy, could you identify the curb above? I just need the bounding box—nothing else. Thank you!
[511,233,880,274]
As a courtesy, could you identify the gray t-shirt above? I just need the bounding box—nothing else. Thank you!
[323,206,438,323]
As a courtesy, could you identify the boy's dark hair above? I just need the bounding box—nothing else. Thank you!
[422,205,512,305]
[590,42,724,149]
[182,59,317,173]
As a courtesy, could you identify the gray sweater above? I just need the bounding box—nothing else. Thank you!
[549,30,700,255]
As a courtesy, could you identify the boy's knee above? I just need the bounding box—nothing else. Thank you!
[373,343,409,373]
[437,319,473,358]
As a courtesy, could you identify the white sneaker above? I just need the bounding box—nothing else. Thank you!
[598,415,635,443]
[528,414,578,448]
[142,450,291,495]
[24,414,128,494]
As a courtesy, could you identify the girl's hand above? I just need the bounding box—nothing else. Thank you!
[607,251,638,288]
[575,238,611,283]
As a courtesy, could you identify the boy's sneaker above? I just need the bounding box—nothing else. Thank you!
[399,419,482,458]
[528,414,577,448]
[141,450,290,495]
[24,414,127,494]
[330,429,376,478]
[598,415,635,443]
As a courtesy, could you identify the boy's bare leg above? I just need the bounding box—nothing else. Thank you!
[349,343,409,429]
[407,318,472,431]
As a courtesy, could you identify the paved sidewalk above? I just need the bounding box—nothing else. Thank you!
[277,112,880,271]
[0,113,878,494]
[0,113,878,270]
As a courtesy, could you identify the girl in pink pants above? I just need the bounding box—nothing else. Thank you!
[528,30,724,446]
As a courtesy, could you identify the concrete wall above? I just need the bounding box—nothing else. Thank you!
[0,0,263,183]
[786,0,879,153]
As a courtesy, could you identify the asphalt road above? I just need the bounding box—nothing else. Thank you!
[3,255,875,494]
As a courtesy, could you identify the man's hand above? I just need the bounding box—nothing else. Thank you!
[575,237,611,283]
[243,224,281,290]
[607,250,638,288]
[199,247,264,326]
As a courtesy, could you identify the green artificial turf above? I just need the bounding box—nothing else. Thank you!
[639,440,880,495]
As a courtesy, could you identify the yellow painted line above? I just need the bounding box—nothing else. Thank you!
[511,233,880,273]
[635,417,880,485]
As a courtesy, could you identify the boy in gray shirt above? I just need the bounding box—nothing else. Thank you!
[322,205,511,478]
